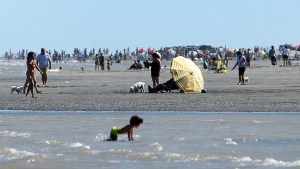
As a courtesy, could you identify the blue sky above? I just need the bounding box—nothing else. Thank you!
[1,0,299,54]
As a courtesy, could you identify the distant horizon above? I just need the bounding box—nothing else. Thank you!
[1,0,299,55]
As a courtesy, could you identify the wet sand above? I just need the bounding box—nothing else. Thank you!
[1,59,300,112]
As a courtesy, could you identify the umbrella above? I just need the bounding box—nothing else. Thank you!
[170,56,204,93]
[148,48,155,54]
[138,48,144,54]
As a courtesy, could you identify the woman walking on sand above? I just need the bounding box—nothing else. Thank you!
[232,51,246,85]
[23,52,43,96]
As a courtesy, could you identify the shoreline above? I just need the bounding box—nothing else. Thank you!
[0,60,299,112]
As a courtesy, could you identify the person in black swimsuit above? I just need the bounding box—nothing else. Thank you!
[149,52,161,87]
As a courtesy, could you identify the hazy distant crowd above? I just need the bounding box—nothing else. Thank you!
[2,44,300,63]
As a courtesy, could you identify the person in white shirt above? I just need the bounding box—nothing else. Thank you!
[282,46,289,66]
[36,48,51,87]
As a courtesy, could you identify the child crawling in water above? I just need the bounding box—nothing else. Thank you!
[108,115,143,141]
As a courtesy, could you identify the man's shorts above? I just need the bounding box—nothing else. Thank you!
[110,127,119,141]
[239,67,246,76]
[40,67,48,74]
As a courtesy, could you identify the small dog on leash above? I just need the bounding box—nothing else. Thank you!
[244,77,249,84]
[11,86,24,94]
[129,82,145,93]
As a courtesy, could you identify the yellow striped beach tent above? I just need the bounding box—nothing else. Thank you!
[170,56,204,93]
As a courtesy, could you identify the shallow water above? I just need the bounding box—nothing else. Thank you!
[0,58,149,75]
[0,59,96,75]
[0,58,177,76]
[0,111,299,169]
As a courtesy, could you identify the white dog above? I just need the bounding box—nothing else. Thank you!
[244,77,249,84]
[11,86,24,94]
[129,86,135,93]
[129,82,145,93]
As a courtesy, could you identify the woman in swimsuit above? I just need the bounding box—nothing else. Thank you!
[23,52,43,97]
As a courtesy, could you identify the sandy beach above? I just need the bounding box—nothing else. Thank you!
[1,59,299,112]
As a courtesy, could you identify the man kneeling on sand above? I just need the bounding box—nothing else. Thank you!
[148,78,180,93]
[148,78,207,93]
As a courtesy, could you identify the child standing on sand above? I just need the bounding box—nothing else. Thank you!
[232,51,246,85]
[109,115,143,141]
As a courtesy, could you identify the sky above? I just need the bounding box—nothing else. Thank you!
[1,0,300,55]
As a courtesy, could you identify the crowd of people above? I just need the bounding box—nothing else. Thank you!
[3,44,300,66]
[7,44,299,98]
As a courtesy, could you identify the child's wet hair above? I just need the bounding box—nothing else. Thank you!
[130,115,143,126]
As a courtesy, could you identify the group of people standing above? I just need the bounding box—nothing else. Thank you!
[23,48,51,97]
[231,45,291,86]
[268,45,290,66]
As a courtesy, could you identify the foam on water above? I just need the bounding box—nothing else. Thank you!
[40,139,61,146]
[229,156,300,167]
[149,142,163,151]
[48,68,61,72]
[68,142,90,150]
[224,138,238,145]
[0,147,37,161]
[0,59,25,66]
[0,130,31,138]
[261,158,300,167]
